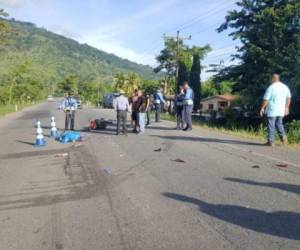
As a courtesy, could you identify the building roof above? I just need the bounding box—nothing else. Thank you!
[201,95,237,102]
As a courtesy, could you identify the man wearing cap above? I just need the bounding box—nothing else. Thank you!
[182,81,194,131]
[62,91,78,131]
[114,90,129,136]
[153,87,165,122]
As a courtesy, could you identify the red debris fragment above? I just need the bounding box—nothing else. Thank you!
[276,163,288,168]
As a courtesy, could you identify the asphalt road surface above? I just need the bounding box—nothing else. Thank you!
[0,101,299,250]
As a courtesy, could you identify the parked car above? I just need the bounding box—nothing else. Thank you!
[74,96,82,109]
[47,95,54,102]
[103,93,119,109]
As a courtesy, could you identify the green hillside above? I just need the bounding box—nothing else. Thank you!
[0,18,158,85]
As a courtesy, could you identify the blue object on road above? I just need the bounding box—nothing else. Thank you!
[59,131,82,144]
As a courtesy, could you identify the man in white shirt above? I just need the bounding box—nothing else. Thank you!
[114,90,129,136]
[260,74,291,146]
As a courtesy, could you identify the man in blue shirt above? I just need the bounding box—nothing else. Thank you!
[182,81,194,131]
[62,91,78,131]
[260,74,291,146]
[153,88,165,122]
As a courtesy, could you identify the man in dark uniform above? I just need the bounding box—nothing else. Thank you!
[182,81,194,131]
[175,85,184,130]
[153,88,165,122]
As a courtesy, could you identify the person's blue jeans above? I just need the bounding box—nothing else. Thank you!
[266,117,286,144]
[139,112,146,133]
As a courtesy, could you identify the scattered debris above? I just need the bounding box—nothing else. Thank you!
[276,163,288,168]
[54,153,69,158]
[104,168,112,174]
[252,165,260,169]
[73,142,83,148]
[154,148,162,152]
[55,242,63,250]
[33,227,41,234]
[172,158,186,163]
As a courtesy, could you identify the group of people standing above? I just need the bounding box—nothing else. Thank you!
[61,74,291,147]
[175,81,194,131]
[114,89,151,136]
[114,81,195,136]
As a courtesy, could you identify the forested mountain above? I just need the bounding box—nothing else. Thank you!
[0,18,158,85]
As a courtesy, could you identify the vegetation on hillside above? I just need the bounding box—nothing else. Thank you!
[0,14,160,106]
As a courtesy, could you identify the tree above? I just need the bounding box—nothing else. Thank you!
[8,61,31,104]
[154,38,189,92]
[217,0,300,113]
[0,9,9,43]
[57,75,78,94]
[114,72,140,96]
[189,46,211,109]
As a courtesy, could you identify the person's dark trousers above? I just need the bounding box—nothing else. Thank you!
[117,110,127,135]
[176,106,183,128]
[266,116,286,144]
[155,103,161,122]
[65,111,76,130]
[183,105,193,129]
[146,109,151,126]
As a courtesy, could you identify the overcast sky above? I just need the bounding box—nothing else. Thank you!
[0,0,240,79]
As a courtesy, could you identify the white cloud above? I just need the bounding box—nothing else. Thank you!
[82,37,156,66]
[0,0,46,7]
[79,0,179,66]
[49,24,82,40]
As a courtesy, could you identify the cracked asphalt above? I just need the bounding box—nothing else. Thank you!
[0,101,299,250]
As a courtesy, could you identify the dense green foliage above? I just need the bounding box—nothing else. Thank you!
[113,72,161,96]
[189,46,211,109]
[216,0,300,116]
[201,80,235,98]
[154,38,210,94]
[0,16,160,105]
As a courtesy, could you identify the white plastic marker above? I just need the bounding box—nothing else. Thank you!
[35,120,46,147]
[50,116,58,139]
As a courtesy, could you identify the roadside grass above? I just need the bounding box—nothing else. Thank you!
[0,103,36,117]
[158,112,300,148]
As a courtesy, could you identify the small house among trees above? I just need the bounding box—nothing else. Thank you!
[200,95,237,118]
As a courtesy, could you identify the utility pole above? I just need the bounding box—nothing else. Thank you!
[163,30,192,89]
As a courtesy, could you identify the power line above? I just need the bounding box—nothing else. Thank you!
[166,0,228,33]
[173,0,235,33]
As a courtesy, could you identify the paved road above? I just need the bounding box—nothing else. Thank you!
[0,101,299,250]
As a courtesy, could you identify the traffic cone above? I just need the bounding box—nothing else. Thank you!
[35,120,46,147]
[50,116,58,139]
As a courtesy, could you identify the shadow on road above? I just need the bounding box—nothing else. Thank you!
[163,192,300,240]
[146,126,176,131]
[224,177,300,195]
[16,140,35,146]
[152,135,264,146]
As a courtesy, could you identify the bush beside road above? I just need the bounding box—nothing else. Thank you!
[0,103,37,117]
